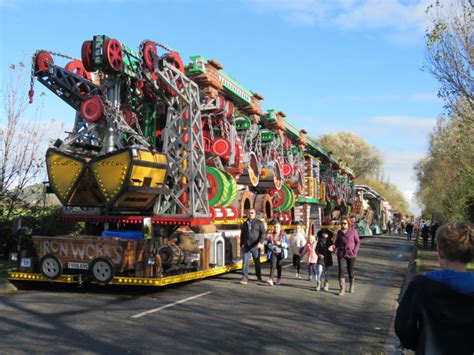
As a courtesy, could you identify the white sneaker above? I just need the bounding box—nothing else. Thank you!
[295,272,299,279]
[275,278,281,285]
[267,278,274,286]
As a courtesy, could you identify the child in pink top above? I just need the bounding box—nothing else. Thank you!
[300,235,318,281]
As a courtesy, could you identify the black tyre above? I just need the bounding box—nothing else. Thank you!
[90,258,115,284]
[40,255,62,280]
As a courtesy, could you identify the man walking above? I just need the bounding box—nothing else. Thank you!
[405,222,414,241]
[240,208,265,284]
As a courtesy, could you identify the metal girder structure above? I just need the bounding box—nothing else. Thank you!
[147,61,209,218]
[37,65,99,111]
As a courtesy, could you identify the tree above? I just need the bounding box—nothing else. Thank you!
[0,62,50,219]
[357,177,410,213]
[317,132,383,179]
[317,131,409,212]
[415,0,474,222]
[425,0,474,121]
[414,109,474,222]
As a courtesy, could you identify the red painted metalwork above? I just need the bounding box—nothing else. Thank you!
[103,39,124,72]
[35,51,53,73]
[65,60,92,80]
[81,41,94,72]
[141,41,157,71]
[80,96,104,123]
[212,137,231,157]
[57,214,212,226]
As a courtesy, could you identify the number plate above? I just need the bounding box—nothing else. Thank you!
[67,262,89,270]
[20,258,31,267]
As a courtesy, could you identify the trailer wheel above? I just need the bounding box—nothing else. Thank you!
[90,258,115,284]
[40,255,62,280]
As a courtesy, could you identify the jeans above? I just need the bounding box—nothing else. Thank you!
[338,257,356,280]
[308,263,317,278]
[242,246,261,279]
[316,264,329,282]
[407,232,412,241]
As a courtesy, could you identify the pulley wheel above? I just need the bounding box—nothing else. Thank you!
[212,137,231,157]
[65,60,91,80]
[80,96,104,123]
[81,40,93,72]
[103,39,124,73]
[35,51,53,73]
[142,41,157,70]
[283,163,292,177]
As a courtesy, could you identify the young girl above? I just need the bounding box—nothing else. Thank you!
[300,234,318,282]
[290,222,306,279]
[315,228,335,291]
[266,222,289,286]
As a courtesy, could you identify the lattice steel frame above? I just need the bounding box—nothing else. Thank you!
[147,61,209,218]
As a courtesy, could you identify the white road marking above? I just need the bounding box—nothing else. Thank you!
[131,291,213,319]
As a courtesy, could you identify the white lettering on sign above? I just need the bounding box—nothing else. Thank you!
[40,240,124,264]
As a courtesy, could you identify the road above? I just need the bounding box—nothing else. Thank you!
[0,235,412,354]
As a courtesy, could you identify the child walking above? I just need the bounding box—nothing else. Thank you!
[290,222,306,279]
[300,234,318,282]
[315,228,335,291]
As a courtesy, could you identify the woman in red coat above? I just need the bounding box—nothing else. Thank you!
[335,217,360,295]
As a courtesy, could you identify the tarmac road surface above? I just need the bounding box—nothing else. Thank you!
[0,235,412,354]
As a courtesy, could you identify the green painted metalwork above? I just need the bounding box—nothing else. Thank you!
[142,104,157,147]
[188,55,253,104]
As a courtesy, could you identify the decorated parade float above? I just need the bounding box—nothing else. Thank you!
[10,35,355,287]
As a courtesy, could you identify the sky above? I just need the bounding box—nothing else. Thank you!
[0,0,450,214]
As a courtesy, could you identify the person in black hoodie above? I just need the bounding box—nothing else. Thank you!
[395,221,474,355]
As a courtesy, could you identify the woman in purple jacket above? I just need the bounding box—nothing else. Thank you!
[335,217,360,296]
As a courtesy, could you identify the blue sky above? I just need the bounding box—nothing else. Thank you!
[0,0,448,213]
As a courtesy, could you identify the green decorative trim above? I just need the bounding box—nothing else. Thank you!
[296,197,320,204]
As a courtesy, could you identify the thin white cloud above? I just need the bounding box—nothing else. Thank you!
[409,92,440,102]
[370,115,437,129]
[383,149,426,213]
[248,0,427,28]
[246,0,460,44]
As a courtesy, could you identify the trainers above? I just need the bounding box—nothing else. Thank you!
[275,278,281,285]
[323,281,329,291]
[240,278,248,285]
[295,273,299,279]
[267,278,274,286]
[316,281,321,291]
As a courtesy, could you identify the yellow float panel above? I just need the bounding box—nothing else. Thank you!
[46,149,86,205]
[92,150,131,204]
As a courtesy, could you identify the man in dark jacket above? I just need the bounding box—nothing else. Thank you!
[405,222,414,241]
[240,208,266,284]
[395,221,474,354]
[430,221,439,249]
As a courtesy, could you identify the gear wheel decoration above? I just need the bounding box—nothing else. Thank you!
[220,172,238,207]
[206,167,230,207]
[103,39,124,73]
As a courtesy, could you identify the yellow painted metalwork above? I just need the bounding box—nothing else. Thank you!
[92,150,131,203]
[321,224,341,231]
[8,272,75,283]
[47,151,85,202]
[8,256,268,287]
[213,218,247,225]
